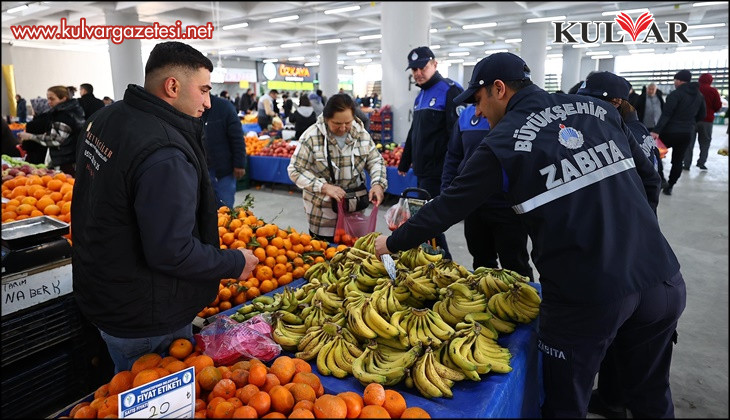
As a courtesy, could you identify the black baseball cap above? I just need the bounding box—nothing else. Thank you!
[454,52,531,104]
[406,46,435,70]
[577,71,631,100]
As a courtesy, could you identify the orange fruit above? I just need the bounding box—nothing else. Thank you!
[188,354,215,373]
[69,402,91,417]
[382,390,407,419]
[169,338,194,360]
[212,400,235,418]
[230,369,250,388]
[271,356,297,385]
[166,360,188,373]
[291,358,312,374]
[131,353,163,376]
[47,179,63,191]
[195,398,208,412]
[108,370,135,395]
[269,385,295,414]
[262,372,281,392]
[362,383,385,407]
[248,363,268,387]
[132,368,161,388]
[263,412,287,418]
[72,405,97,418]
[293,400,315,412]
[337,391,364,419]
[197,366,223,391]
[289,383,317,404]
[400,407,431,418]
[16,203,33,216]
[94,383,110,399]
[313,395,347,419]
[236,384,260,404]
[248,391,272,417]
[289,407,316,418]
[206,397,226,418]
[211,378,237,400]
[359,404,392,418]
[233,405,259,418]
[291,372,320,392]
[97,396,119,418]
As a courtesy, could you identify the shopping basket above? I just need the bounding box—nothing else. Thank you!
[399,187,443,256]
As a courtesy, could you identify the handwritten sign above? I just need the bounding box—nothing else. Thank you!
[119,367,195,418]
[1,261,72,316]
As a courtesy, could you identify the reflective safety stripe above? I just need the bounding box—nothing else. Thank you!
[512,158,636,214]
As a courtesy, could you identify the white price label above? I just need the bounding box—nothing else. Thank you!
[119,367,195,418]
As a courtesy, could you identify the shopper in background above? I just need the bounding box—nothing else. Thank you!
[239,88,253,113]
[288,93,387,242]
[202,94,246,209]
[358,96,376,132]
[441,103,531,277]
[316,89,327,107]
[375,52,684,418]
[233,92,241,111]
[66,85,77,98]
[1,119,21,157]
[635,82,666,187]
[15,94,27,123]
[288,94,317,140]
[371,92,380,108]
[398,46,464,259]
[257,89,279,130]
[102,96,114,106]
[282,92,294,122]
[71,41,258,373]
[78,83,106,119]
[309,92,324,117]
[684,73,722,171]
[17,85,85,175]
[650,70,706,196]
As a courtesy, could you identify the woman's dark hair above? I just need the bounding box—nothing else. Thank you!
[361,97,371,107]
[48,85,70,101]
[616,99,637,120]
[322,93,356,119]
[298,95,311,107]
[144,41,213,76]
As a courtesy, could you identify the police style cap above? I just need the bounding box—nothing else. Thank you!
[576,71,631,100]
[453,52,531,104]
[406,46,435,70]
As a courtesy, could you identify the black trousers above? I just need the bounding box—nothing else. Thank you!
[539,272,686,418]
[416,176,451,259]
[660,132,693,186]
[464,205,532,278]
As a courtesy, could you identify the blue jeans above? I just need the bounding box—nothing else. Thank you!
[208,169,236,209]
[99,324,193,373]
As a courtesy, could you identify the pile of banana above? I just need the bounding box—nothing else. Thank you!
[462,267,530,300]
[391,307,455,347]
[314,323,365,378]
[398,268,439,303]
[230,292,289,323]
[396,247,443,270]
[369,278,405,317]
[488,282,541,324]
[295,322,360,365]
[344,291,402,340]
[433,282,488,326]
[300,302,345,329]
[271,310,309,352]
[352,232,381,254]
[440,321,512,381]
[406,346,466,398]
[312,285,344,315]
[352,340,422,386]
[432,259,471,288]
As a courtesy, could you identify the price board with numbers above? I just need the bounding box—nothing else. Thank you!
[118,367,196,418]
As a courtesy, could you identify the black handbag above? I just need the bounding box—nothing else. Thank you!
[325,140,370,213]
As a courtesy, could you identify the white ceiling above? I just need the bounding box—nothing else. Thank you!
[2,1,728,67]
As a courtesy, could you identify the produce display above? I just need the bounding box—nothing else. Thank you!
[63,339,433,418]
[251,139,296,158]
[378,143,404,167]
[228,232,541,399]
[8,122,26,131]
[242,114,258,124]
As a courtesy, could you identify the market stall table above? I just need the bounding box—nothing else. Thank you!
[366,166,418,196]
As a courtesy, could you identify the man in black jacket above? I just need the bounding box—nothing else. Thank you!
[650,70,706,196]
[635,83,667,187]
[203,94,246,208]
[78,83,105,119]
[72,41,258,373]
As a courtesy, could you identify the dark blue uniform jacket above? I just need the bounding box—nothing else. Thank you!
[389,85,679,304]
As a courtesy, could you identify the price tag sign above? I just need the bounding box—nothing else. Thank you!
[119,367,195,418]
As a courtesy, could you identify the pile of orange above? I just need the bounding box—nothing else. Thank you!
[64,348,432,419]
[199,206,345,318]
[245,135,269,156]
[1,172,74,226]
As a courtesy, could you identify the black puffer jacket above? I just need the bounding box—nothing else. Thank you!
[25,99,85,166]
[654,82,706,135]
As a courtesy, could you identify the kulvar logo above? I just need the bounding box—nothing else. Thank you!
[553,11,690,45]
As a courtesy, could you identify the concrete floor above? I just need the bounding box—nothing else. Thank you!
[234,125,729,418]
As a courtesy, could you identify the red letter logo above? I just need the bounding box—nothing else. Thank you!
[615,12,654,41]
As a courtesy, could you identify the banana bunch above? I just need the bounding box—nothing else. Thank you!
[475,267,530,284]
[296,321,356,361]
[401,269,439,302]
[294,285,318,306]
[301,302,340,328]
[391,308,455,347]
[304,261,330,281]
[456,322,512,374]
[230,294,283,322]
[463,312,516,336]
[408,346,466,398]
[316,324,365,378]
[369,278,404,318]
[312,286,344,315]
[433,259,471,288]
[271,311,310,352]
[352,232,381,254]
[230,303,263,322]
[487,283,541,324]
[352,340,421,386]
[433,282,487,326]
[361,255,390,278]
[277,287,301,313]
[465,272,511,300]
[397,247,442,270]
[344,292,379,340]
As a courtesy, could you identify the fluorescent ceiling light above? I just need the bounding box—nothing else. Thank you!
[6,4,29,14]
[485,49,509,54]
[591,55,614,59]
[459,41,485,47]
[687,35,715,40]
[585,50,610,55]
[288,56,305,61]
[324,5,360,14]
[546,54,563,58]
[463,61,478,66]
[687,23,726,29]
[222,22,248,30]
[628,48,655,54]
[693,2,726,6]
[546,46,553,50]
[526,15,566,23]
[355,58,372,63]
[304,62,319,67]
[676,46,706,51]
[430,29,438,33]
[280,42,302,48]
[343,65,355,69]
[346,51,366,56]
[601,8,649,16]
[263,58,278,63]
[219,49,237,55]
[448,52,470,57]
[462,22,497,30]
[337,60,344,64]
[359,34,381,40]
[269,15,299,23]
[248,46,267,52]
[318,38,342,44]
[430,45,441,50]
[572,44,600,48]
[445,59,465,64]
[505,38,522,43]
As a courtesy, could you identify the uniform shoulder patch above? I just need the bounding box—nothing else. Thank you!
[456,105,466,117]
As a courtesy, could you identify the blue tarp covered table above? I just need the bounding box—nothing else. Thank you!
[241,123,261,134]
[366,166,418,196]
[247,156,295,185]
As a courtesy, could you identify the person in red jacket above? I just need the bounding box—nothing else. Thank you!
[684,73,723,171]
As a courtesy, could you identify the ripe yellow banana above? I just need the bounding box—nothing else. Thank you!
[423,350,454,398]
[316,340,334,376]
[327,339,350,378]
[411,352,444,398]
[363,299,401,339]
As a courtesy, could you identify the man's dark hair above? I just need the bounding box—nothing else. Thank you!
[361,97,372,107]
[298,95,311,107]
[220,90,228,98]
[270,89,279,95]
[80,83,93,94]
[144,41,213,77]
[323,93,356,119]
[66,86,77,96]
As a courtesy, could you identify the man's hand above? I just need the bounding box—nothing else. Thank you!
[369,184,385,206]
[374,235,391,258]
[650,131,659,140]
[17,132,32,141]
[237,248,259,280]
[322,183,346,202]
[233,168,246,179]
[397,171,407,176]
